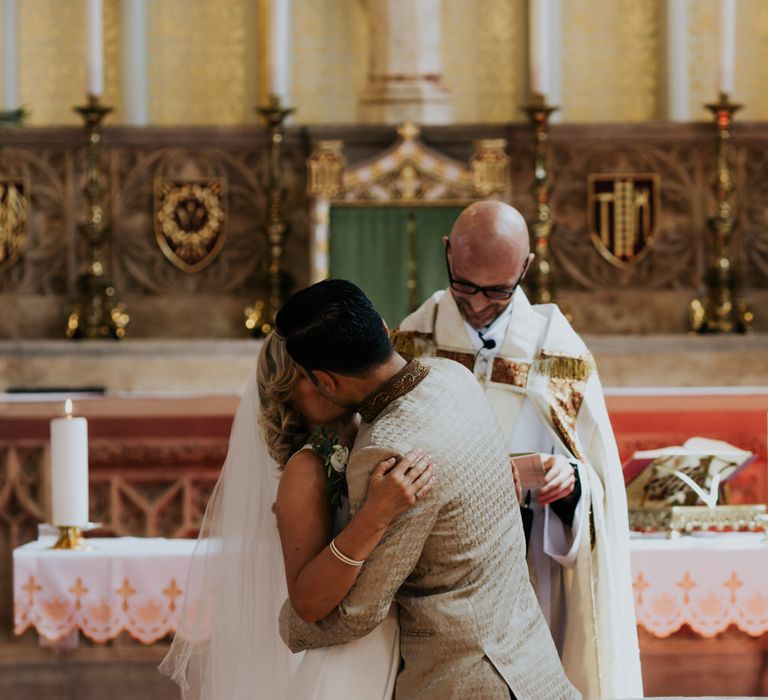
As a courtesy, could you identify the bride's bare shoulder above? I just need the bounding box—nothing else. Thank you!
[276,446,328,514]
[284,446,324,474]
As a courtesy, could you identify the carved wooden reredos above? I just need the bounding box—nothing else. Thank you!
[306,122,510,283]
[1,123,768,336]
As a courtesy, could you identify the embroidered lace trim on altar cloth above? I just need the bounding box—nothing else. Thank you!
[630,533,768,638]
[13,537,195,644]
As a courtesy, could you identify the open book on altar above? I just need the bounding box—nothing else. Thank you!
[623,437,756,509]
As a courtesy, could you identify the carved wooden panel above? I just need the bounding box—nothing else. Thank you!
[1,123,768,336]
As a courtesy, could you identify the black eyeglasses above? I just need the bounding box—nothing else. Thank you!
[444,244,525,301]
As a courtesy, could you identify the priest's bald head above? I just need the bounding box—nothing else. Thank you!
[445,201,533,330]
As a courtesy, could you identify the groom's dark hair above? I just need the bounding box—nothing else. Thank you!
[275,279,394,376]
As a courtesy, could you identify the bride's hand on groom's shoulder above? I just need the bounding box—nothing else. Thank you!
[361,450,437,528]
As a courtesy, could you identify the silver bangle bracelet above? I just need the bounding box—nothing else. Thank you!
[329,538,365,567]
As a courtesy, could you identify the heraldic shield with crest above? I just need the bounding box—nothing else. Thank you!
[154,179,227,273]
[587,173,660,268]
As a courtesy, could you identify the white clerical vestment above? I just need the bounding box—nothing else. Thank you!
[463,303,586,650]
[394,288,643,700]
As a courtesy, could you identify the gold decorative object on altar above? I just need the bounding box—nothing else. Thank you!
[244,95,294,337]
[66,95,129,340]
[470,139,510,198]
[587,174,660,268]
[307,140,345,200]
[690,93,753,334]
[0,179,29,272]
[625,439,763,536]
[630,505,767,538]
[50,526,90,551]
[522,93,558,305]
[154,179,227,273]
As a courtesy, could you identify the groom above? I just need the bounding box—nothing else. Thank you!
[276,280,578,700]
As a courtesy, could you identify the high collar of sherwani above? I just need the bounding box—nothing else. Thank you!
[358,359,430,424]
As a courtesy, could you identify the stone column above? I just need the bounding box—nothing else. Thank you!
[358,0,452,124]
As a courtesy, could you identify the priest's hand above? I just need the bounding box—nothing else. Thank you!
[538,455,577,505]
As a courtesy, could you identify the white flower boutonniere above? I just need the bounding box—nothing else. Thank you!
[309,427,349,509]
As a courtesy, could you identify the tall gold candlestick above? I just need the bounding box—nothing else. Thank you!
[523,93,558,305]
[690,93,753,333]
[66,94,129,339]
[245,94,295,337]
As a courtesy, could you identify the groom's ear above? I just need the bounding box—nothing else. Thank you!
[311,369,337,397]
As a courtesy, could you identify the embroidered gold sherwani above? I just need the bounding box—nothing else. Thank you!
[393,290,643,700]
[280,358,578,700]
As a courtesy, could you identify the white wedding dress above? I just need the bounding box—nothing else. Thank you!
[160,374,399,700]
[287,452,400,699]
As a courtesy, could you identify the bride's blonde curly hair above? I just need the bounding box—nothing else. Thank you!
[256,333,309,468]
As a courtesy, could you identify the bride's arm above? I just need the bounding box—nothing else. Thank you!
[275,449,434,624]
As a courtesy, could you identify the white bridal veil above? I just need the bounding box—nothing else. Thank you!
[159,371,300,699]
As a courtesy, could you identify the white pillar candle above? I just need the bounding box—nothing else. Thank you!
[266,0,291,101]
[87,0,104,97]
[718,0,735,95]
[122,0,149,124]
[529,0,551,96]
[2,0,19,110]
[50,400,89,527]
[666,0,690,121]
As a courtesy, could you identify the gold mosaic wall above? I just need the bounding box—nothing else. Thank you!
[3,0,768,125]
[561,0,660,122]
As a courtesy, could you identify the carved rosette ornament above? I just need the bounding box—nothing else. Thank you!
[154,179,227,273]
[0,179,29,272]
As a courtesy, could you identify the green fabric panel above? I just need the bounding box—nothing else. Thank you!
[411,206,462,309]
[328,207,409,328]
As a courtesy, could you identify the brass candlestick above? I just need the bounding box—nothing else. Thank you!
[66,94,129,339]
[690,93,753,333]
[50,526,89,551]
[523,94,558,305]
[245,94,295,337]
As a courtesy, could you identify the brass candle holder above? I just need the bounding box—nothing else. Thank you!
[245,94,295,337]
[50,526,90,551]
[523,93,558,305]
[690,93,753,333]
[66,94,129,339]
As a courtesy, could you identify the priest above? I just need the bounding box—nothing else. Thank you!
[393,201,642,700]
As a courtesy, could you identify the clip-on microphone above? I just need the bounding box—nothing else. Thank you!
[477,331,496,350]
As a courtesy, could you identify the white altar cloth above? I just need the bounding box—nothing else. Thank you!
[13,536,196,643]
[14,533,768,644]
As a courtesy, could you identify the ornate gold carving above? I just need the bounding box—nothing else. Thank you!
[0,180,29,272]
[154,179,227,273]
[336,122,475,205]
[588,174,660,268]
[470,140,510,197]
[307,141,346,199]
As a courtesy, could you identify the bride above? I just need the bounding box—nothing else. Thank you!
[160,332,435,699]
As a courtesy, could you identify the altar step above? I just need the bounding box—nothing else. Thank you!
[0,632,176,700]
